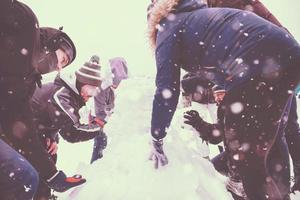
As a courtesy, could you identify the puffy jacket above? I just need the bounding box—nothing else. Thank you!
[149,0,299,139]
[31,75,101,143]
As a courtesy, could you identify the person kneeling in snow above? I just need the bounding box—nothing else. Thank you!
[31,55,103,198]
[184,83,300,198]
[90,57,128,164]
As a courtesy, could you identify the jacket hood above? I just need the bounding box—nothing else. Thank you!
[147,0,207,48]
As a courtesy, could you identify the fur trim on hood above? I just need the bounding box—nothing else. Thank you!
[147,0,181,49]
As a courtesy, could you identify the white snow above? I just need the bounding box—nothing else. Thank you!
[55,77,232,200]
[54,77,300,199]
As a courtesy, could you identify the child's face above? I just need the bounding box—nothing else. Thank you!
[55,49,69,71]
[80,85,98,102]
[213,92,225,105]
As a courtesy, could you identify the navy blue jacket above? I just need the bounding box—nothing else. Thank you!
[151,0,300,139]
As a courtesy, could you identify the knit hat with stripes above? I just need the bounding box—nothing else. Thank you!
[75,55,102,87]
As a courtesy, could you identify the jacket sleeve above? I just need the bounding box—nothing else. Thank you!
[51,87,101,143]
[151,35,182,140]
[94,89,109,120]
[59,122,101,143]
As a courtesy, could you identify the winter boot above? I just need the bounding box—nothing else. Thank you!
[226,178,248,199]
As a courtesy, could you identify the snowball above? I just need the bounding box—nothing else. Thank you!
[230,102,244,114]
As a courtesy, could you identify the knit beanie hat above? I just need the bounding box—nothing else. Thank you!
[212,84,226,93]
[109,57,128,85]
[75,55,102,87]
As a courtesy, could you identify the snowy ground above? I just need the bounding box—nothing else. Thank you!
[54,77,300,200]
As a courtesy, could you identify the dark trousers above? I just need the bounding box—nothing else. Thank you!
[0,138,39,200]
[223,80,296,199]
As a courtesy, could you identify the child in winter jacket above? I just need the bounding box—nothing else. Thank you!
[148,0,300,199]
[90,57,128,164]
[31,55,102,199]
[183,77,300,198]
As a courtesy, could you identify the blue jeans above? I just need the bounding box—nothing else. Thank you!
[0,139,39,200]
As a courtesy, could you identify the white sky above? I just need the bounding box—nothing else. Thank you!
[22,0,299,78]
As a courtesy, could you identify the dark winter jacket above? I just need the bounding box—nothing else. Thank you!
[31,75,102,143]
[94,86,115,121]
[150,0,299,139]
[0,0,57,179]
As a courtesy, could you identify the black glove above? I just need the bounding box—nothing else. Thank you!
[47,170,86,192]
[149,139,168,169]
[183,110,204,129]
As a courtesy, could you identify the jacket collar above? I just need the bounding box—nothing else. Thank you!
[54,74,86,105]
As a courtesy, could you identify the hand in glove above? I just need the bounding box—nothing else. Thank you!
[183,110,204,129]
[47,170,86,192]
[149,139,168,169]
[89,113,106,128]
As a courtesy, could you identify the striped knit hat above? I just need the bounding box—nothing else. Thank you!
[75,55,102,87]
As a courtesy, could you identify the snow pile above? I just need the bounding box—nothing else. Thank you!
[56,77,300,199]
[56,77,231,200]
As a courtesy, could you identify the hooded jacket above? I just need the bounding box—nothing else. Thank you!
[148,0,299,139]
[31,75,101,143]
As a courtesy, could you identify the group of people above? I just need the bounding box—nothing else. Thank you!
[147,0,300,199]
[1,0,300,199]
[0,0,128,199]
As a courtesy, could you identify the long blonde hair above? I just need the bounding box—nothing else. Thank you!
[147,0,181,49]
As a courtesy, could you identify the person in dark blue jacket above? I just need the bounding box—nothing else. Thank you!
[148,0,300,199]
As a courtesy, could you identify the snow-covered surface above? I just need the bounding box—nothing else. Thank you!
[55,77,300,199]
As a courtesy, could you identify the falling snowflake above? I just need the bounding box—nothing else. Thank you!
[9,172,15,178]
[233,154,239,161]
[167,13,176,21]
[275,164,283,172]
[24,185,31,192]
[199,41,204,46]
[55,111,60,116]
[162,89,172,99]
[253,59,260,65]
[212,129,221,137]
[235,58,243,65]
[155,24,164,32]
[20,48,28,55]
[243,33,249,37]
[230,102,244,114]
